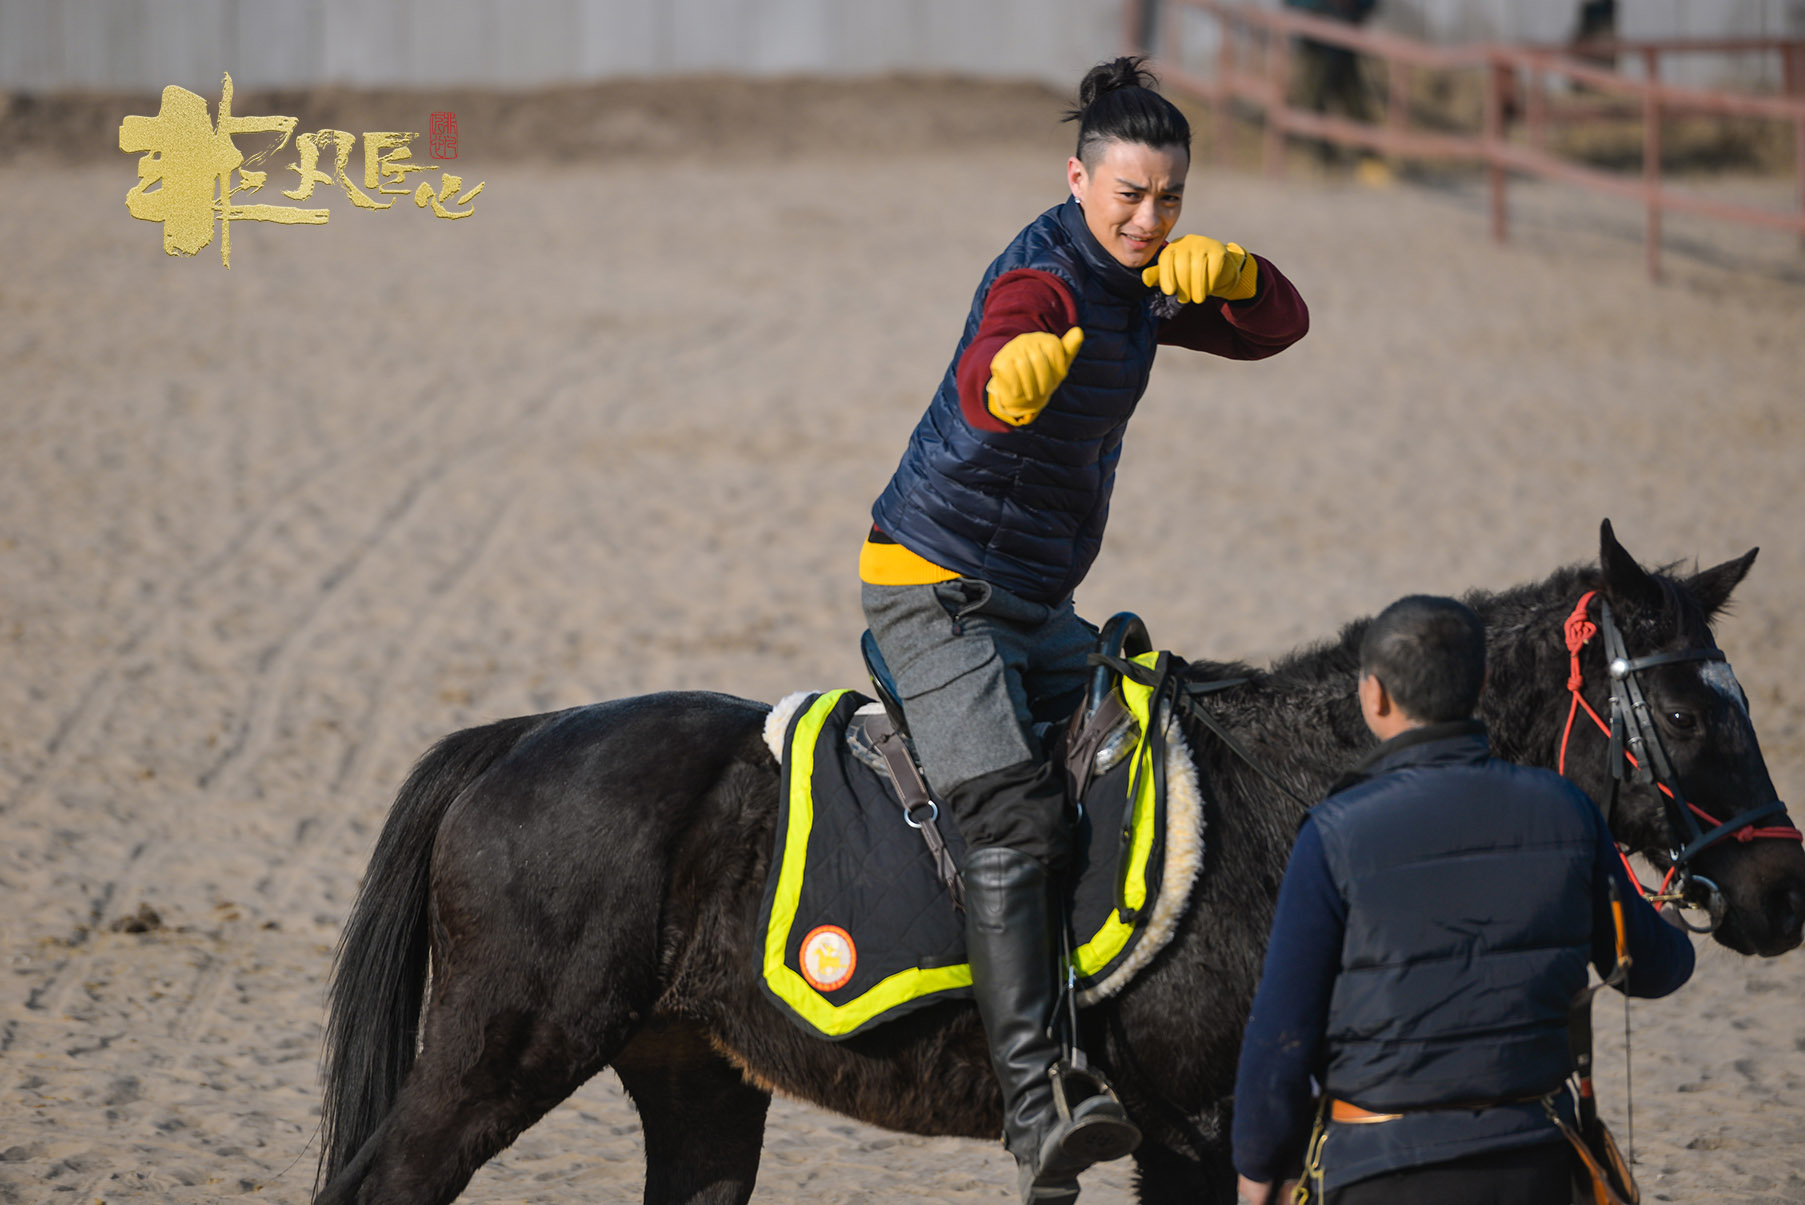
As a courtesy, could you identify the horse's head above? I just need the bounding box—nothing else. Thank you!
[1563,520,1805,956]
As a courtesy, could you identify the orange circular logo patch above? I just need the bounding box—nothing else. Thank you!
[799,924,857,992]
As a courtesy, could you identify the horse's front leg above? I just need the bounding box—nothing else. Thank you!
[1126,1098,1240,1205]
[1131,1134,1239,1205]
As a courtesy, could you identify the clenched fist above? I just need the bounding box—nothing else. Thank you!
[1141,234,1259,303]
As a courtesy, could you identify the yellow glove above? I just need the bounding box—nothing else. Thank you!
[986,327,1085,427]
[1141,234,1259,303]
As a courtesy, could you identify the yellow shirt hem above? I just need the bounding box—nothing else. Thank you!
[859,538,961,586]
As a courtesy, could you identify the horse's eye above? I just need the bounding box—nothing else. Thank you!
[1668,711,1698,732]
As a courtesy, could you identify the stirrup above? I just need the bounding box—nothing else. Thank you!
[1045,941,1139,1172]
[1047,1059,1140,1167]
[1049,1056,1108,1122]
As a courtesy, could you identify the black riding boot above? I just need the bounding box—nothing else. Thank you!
[964,845,1141,1204]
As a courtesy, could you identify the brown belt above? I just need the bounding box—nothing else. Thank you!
[1328,1099,1403,1125]
[1329,1093,1549,1125]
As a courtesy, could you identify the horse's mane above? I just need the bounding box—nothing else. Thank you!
[1164,556,1721,818]
[1181,557,1715,700]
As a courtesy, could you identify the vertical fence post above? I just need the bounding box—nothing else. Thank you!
[1643,48,1662,280]
[1484,55,1508,244]
[1263,27,1290,179]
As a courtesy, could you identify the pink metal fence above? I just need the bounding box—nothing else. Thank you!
[1136,0,1805,280]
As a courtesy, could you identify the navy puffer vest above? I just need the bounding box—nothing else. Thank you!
[1312,724,1596,1112]
[870,198,1160,605]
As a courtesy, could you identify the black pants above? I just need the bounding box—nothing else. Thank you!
[1327,1141,1572,1204]
[945,758,1073,872]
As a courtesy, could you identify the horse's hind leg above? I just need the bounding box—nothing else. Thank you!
[611,1019,771,1205]
[315,954,651,1205]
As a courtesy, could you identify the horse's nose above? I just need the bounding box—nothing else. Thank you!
[1770,881,1805,951]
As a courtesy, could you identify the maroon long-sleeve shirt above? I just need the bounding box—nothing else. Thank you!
[954,253,1310,433]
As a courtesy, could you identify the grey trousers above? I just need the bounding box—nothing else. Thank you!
[861,578,1098,865]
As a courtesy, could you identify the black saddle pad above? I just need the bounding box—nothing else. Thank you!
[756,651,1206,1040]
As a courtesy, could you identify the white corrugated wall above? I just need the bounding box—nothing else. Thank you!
[0,0,1123,92]
[2,0,1800,92]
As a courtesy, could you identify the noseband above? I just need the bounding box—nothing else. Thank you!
[1558,590,1802,930]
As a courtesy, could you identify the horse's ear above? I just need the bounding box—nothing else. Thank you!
[1685,546,1759,619]
[1599,519,1662,610]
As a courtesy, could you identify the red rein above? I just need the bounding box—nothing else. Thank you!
[1557,590,1803,898]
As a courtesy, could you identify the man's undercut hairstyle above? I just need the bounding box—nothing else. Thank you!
[1064,56,1192,166]
[1359,595,1487,724]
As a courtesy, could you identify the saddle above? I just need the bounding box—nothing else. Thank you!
[756,614,1210,1040]
[853,612,1156,906]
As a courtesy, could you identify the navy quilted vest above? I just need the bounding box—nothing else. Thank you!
[1311,726,1597,1113]
[870,198,1160,605]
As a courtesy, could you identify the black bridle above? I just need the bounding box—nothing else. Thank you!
[1095,594,1802,934]
[1560,591,1801,930]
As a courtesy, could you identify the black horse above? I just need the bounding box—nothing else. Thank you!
[313,523,1805,1205]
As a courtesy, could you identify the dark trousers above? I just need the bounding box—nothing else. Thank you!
[861,578,1095,869]
[1326,1141,1572,1204]
[1292,38,1374,164]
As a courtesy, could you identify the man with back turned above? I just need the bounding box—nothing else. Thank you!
[1233,595,1695,1204]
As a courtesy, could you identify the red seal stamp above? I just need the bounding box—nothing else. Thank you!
[429,111,458,160]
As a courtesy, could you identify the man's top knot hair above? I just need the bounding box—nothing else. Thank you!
[1072,56,1158,110]
[1064,56,1191,166]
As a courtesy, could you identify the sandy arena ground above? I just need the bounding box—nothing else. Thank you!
[3,80,1804,1203]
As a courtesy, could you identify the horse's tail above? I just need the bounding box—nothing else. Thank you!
[315,713,539,1192]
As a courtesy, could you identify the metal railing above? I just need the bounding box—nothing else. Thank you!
[1136,0,1805,280]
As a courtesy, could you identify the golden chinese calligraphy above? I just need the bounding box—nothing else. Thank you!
[119,73,485,267]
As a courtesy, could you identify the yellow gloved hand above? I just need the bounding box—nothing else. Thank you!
[1140,234,1259,303]
[986,327,1085,427]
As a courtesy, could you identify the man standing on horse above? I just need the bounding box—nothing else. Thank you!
[861,57,1308,1204]
[1232,595,1696,1205]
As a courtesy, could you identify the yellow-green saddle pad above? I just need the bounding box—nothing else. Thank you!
[756,651,1206,1040]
